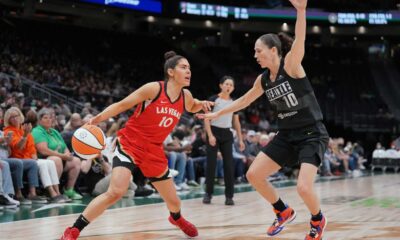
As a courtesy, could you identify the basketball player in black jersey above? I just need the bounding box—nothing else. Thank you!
[198,0,328,239]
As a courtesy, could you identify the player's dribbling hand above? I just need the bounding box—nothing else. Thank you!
[201,101,214,113]
[87,117,98,126]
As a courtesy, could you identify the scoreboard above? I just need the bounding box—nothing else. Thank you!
[180,2,248,19]
[335,13,394,25]
[179,1,400,25]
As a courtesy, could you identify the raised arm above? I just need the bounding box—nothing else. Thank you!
[198,75,264,120]
[285,0,307,77]
[90,82,160,125]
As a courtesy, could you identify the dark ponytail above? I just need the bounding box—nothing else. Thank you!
[258,32,294,57]
[164,51,185,80]
[277,32,293,57]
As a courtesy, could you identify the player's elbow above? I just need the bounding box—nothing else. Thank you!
[189,101,203,113]
[188,106,197,113]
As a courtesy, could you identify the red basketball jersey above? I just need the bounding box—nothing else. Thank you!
[118,81,185,145]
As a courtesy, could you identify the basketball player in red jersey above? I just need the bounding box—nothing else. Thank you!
[61,51,213,240]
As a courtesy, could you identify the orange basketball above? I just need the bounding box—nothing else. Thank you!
[72,125,106,159]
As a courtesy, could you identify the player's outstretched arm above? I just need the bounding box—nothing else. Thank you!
[90,82,160,125]
[183,89,214,113]
[197,75,264,120]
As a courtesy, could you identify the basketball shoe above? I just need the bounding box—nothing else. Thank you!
[168,215,198,237]
[305,215,327,240]
[60,227,80,240]
[267,205,297,236]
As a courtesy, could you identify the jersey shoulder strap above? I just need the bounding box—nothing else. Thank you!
[261,70,270,90]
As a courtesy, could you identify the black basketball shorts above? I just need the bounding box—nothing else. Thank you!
[261,121,329,168]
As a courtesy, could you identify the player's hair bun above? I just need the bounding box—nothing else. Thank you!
[164,51,177,61]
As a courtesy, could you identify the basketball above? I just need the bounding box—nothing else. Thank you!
[72,125,106,160]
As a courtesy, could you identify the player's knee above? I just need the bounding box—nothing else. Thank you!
[106,187,125,200]
[296,182,311,197]
[246,169,257,183]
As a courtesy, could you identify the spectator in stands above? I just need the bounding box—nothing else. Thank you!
[80,124,140,197]
[106,117,126,138]
[352,141,365,159]
[55,114,66,133]
[3,107,47,204]
[258,115,270,131]
[13,107,66,202]
[321,139,340,176]
[25,109,38,127]
[0,108,21,206]
[62,113,83,150]
[131,167,154,197]
[0,163,18,209]
[391,137,400,150]
[53,100,71,118]
[0,88,7,105]
[0,159,20,203]
[80,154,112,196]
[14,92,25,110]
[232,134,247,184]
[375,142,384,150]
[242,130,258,167]
[174,125,200,186]
[0,157,20,207]
[41,98,51,112]
[164,133,191,191]
[189,127,217,183]
[333,138,351,174]
[32,109,82,200]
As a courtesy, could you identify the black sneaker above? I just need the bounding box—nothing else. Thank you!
[225,198,234,206]
[202,193,212,204]
[0,195,18,208]
[134,186,154,197]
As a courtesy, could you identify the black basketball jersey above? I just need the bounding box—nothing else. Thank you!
[261,59,323,130]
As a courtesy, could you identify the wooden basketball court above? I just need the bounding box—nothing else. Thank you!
[1,174,400,239]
